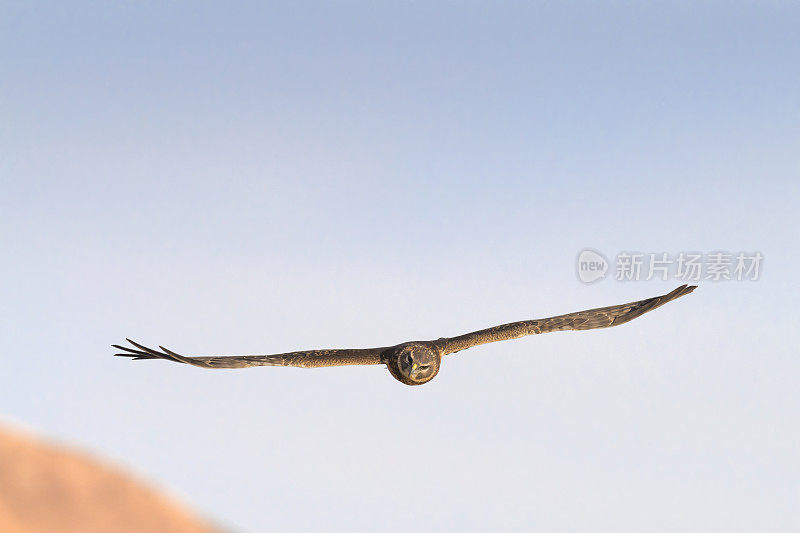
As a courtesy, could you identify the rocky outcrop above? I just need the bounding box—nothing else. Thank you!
[0,424,219,533]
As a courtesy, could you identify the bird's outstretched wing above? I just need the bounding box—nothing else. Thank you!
[113,339,387,369]
[440,284,697,356]
[114,285,696,372]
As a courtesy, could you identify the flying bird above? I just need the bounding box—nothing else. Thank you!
[114,284,696,386]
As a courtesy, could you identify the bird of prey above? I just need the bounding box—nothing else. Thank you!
[114,284,696,386]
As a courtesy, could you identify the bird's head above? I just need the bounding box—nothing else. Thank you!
[387,342,441,386]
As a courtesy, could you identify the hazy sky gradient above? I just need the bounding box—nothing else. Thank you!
[2,2,799,531]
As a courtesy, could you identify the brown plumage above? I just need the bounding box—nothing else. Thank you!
[114,284,696,386]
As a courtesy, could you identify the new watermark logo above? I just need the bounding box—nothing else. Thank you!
[576,250,763,283]
[577,249,609,283]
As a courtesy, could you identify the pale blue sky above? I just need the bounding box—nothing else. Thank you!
[2,2,799,532]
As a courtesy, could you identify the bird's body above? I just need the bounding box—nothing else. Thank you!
[114,285,696,386]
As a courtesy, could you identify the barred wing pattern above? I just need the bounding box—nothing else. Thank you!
[114,285,696,371]
[113,339,387,368]
[440,284,696,355]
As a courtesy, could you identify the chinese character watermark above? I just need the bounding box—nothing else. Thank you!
[576,249,763,283]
